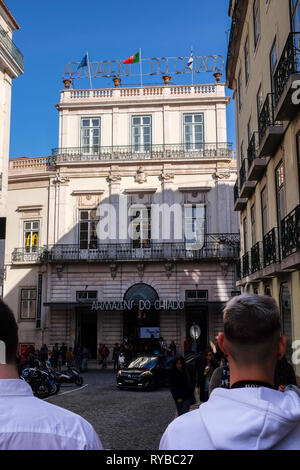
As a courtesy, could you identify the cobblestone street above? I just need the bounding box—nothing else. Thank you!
[45,370,177,450]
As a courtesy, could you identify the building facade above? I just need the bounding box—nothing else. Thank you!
[227,0,300,376]
[0,0,23,296]
[4,77,239,357]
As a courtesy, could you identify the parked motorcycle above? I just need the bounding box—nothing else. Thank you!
[54,363,84,387]
[21,366,60,398]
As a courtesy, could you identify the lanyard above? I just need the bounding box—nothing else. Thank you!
[231,380,275,390]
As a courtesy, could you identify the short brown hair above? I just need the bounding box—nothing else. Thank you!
[223,294,281,364]
[0,300,18,364]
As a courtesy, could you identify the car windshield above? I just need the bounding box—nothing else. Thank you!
[128,357,158,370]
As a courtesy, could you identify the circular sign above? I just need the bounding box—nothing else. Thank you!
[190,323,201,341]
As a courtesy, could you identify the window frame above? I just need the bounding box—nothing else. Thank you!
[131,115,152,152]
[80,117,101,155]
[20,288,37,321]
[183,113,205,151]
[23,220,40,253]
[78,209,99,250]
[253,0,261,49]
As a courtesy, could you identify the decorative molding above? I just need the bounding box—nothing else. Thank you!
[109,263,118,280]
[107,171,122,183]
[213,170,231,181]
[178,186,211,193]
[160,169,174,182]
[17,205,43,212]
[72,190,105,196]
[137,263,145,279]
[164,262,174,279]
[55,264,64,279]
[135,166,148,184]
[124,188,157,194]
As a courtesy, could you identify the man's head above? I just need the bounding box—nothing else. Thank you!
[0,300,18,365]
[218,294,286,369]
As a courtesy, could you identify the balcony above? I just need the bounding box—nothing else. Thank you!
[13,235,238,265]
[247,132,268,181]
[250,242,262,274]
[0,24,24,72]
[281,205,300,268]
[274,33,300,121]
[263,228,281,268]
[226,0,249,88]
[241,252,250,278]
[239,159,256,199]
[234,179,247,212]
[51,143,234,164]
[258,94,287,157]
[12,248,44,264]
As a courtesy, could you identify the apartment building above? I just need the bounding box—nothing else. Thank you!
[227,0,300,374]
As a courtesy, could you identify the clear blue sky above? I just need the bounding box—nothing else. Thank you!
[6,0,235,158]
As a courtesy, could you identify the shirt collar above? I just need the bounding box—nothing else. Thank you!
[0,379,34,397]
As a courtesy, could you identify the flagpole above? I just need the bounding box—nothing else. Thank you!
[87,51,93,90]
[139,48,143,88]
[191,46,194,85]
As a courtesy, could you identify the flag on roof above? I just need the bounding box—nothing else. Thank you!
[77,53,88,71]
[187,51,194,71]
[123,51,140,65]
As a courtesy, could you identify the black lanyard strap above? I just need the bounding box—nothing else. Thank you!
[231,380,275,390]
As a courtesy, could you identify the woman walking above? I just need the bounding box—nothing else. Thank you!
[170,356,195,417]
[197,349,217,403]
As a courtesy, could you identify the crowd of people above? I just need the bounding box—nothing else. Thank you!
[1,293,300,450]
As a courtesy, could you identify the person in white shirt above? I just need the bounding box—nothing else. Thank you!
[160,294,300,450]
[0,300,103,450]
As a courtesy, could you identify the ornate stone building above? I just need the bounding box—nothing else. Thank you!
[4,76,239,357]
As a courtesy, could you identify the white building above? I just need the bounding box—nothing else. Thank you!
[0,0,23,296]
[4,76,239,357]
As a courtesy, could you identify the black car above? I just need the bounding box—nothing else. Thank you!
[117,355,174,391]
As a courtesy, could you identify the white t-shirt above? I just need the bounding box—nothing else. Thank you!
[0,379,103,450]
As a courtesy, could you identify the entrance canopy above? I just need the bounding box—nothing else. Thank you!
[124,283,159,303]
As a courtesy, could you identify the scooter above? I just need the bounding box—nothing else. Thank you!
[55,362,84,386]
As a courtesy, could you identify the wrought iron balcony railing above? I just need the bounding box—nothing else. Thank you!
[247,132,259,169]
[281,205,300,259]
[258,94,282,144]
[0,24,24,71]
[274,33,300,109]
[251,242,262,274]
[51,143,233,163]
[263,228,280,268]
[242,252,250,278]
[12,247,44,263]
[239,158,248,188]
[11,235,239,264]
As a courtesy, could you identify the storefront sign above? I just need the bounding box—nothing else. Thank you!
[63,55,224,80]
[91,300,184,311]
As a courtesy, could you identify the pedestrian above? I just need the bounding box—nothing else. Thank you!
[66,347,74,364]
[39,344,48,365]
[50,344,59,369]
[197,349,218,403]
[74,346,82,371]
[98,343,103,365]
[0,300,102,450]
[170,357,195,417]
[113,343,120,372]
[57,351,63,372]
[82,346,89,371]
[159,337,168,355]
[100,344,109,369]
[59,343,67,364]
[274,356,298,391]
[169,340,177,357]
[183,338,190,356]
[160,294,300,450]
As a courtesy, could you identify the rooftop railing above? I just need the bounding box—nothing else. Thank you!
[0,24,24,71]
[281,204,300,259]
[274,32,300,108]
[52,143,233,163]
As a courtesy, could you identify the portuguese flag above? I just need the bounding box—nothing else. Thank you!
[123,51,140,65]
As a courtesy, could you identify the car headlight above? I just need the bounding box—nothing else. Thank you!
[141,371,152,376]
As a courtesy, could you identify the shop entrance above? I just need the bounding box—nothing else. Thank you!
[76,308,97,358]
[123,283,160,353]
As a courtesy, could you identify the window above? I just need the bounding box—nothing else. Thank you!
[184,204,205,249]
[130,206,151,248]
[244,36,250,83]
[269,38,278,92]
[243,217,248,253]
[183,114,204,150]
[80,117,100,154]
[253,0,261,48]
[240,141,245,161]
[132,115,152,152]
[251,204,256,245]
[275,161,286,225]
[247,118,252,146]
[20,289,36,320]
[76,291,98,302]
[79,210,99,249]
[185,290,208,302]
[257,84,263,118]
[291,0,300,32]
[24,221,39,253]
[238,70,242,111]
[261,186,268,237]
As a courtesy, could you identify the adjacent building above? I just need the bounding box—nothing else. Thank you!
[227,0,300,375]
[4,75,239,357]
[0,0,23,296]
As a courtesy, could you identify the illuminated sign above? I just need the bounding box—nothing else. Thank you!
[63,55,224,80]
[91,300,185,311]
